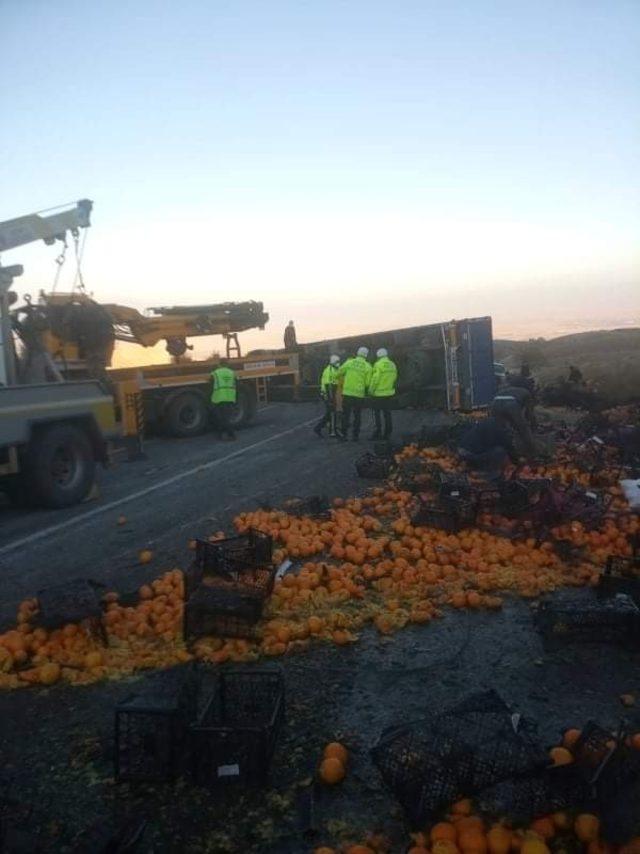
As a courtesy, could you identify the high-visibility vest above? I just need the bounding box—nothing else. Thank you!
[337,356,372,398]
[210,366,237,404]
[369,357,397,397]
[320,363,339,394]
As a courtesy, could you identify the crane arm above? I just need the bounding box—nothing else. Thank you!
[102,301,269,347]
[0,200,92,253]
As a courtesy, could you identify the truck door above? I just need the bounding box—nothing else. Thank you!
[457,317,496,408]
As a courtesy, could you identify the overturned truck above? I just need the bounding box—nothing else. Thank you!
[296,315,496,411]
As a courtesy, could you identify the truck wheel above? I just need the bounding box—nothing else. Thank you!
[25,423,96,508]
[164,392,208,438]
[227,384,257,429]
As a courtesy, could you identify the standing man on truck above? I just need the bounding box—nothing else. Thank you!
[284,320,297,351]
[210,359,237,440]
[337,346,372,442]
[369,348,398,440]
[314,354,341,438]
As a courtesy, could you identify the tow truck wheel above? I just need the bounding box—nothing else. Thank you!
[25,423,96,508]
[164,392,208,438]
[227,384,257,429]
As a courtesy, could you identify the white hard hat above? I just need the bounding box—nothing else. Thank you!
[377,348,388,358]
[330,354,340,365]
[357,346,369,358]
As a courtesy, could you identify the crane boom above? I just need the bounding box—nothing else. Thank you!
[0,200,92,254]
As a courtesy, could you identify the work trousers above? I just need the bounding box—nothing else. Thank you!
[342,396,364,439]
[315,399,338,435]
[372,396,394,439]
[213,402,236,438]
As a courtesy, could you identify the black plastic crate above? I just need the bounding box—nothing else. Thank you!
[373,440,399,458]
[355,452,394,479]
[35,579,104,629]
[498,478,551,518]
[595,745,640,844]
[438,478,473,505]
[280,496,329,517]
[114,671,198,783]
[371,691,547,826]
[537,592,640,649]
[198,530,272,574]
[549,484,612,529]
[184,584,265,642]
[474,484,503,511]
[598,556,640,606]
[70,817,147,854]
[477,764,591,823]
[412,495,477,532]
[571,721,620,776]
[186,535,275,598]
[393,472,435,494]
[189,670,285,788]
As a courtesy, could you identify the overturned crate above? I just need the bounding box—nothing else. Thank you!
[411,494,477,533]
[537,591,640,649]
[280,496,329,517]
[114,671,199,783]
[438,475,473,506]
[598,555,640,606]
[184,535,276,641]
[596,742,640,844]
[371,691,547,827]
[477,764,590,823]
[355,452,395,479]
[190,670,285,788]
[35,579,104,630]
[497,478,553,520]
[549,484,612,529]
[185,533,274,598]
[184,584,267,642]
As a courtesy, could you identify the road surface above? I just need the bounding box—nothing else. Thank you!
[0,402,427,621]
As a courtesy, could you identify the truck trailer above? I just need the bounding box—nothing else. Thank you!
[297,316,496,410]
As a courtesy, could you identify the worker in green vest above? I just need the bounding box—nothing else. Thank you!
[210,359,237,440]
[369,347,398,440]
[314,354,341,438]
[337,346,372,441]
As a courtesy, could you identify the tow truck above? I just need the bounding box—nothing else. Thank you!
[1,200,300,508]
[18,291,298,437]
[0,200,122,507]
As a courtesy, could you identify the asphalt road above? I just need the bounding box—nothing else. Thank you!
[0,401,428,620]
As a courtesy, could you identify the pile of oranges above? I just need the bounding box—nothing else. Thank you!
[0,435,638,687]
[0,570,191,689]
[311,790,640,854]
[312,805,633,854]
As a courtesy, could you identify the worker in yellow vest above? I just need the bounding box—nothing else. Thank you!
[210,359,237,440]
[314,354,341,437]
[337,346,372,441]
[369,348,398,440]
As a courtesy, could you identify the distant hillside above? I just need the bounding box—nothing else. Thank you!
[493,328,640,403]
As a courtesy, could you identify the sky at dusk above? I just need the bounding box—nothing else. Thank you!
[3,0,639,366]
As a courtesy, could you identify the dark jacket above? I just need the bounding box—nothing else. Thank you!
[459,417,518,463]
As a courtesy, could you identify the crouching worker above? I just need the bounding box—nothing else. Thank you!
[457,416,519,475]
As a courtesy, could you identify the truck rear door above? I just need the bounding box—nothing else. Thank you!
[457,317,496,408]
